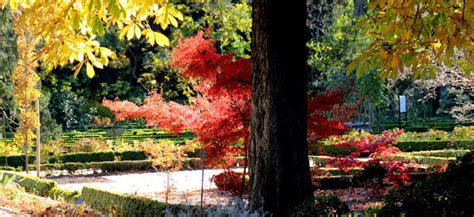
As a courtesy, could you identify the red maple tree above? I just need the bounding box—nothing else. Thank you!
[103,32,353,168]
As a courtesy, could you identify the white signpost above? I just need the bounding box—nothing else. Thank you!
[399,95,407,127]
[399,95,406,113]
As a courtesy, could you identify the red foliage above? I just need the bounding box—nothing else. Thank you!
[323,130,419,188]
[210,169,249,196]
[103,32,354,168]
[307,88,357,143]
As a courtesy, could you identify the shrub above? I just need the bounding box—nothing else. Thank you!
[82,186,198,216]
[379,152,474,216]
[0,166,21,171]
[404,149,470,158]
[0,154,36,168]
[91,160,152,173]
[290,194,349,216]
[0,170,80,202]
[48,151,115,163]
[211,169,249,196]
[119,150,147,161]
[390,154,453,165]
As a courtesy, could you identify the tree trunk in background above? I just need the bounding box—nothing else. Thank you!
[249,0,313,216]
[353,0,367,17]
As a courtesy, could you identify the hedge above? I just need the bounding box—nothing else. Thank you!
[25,159,207,175]
[0,155,36,168]
[119,150,147,161]
[28,160,153,174]
[313,140,474,155]
[404,149,470,158]
[82,186,198,216]
[48,151,115,163]
[390,155,454,165]
[0,170,80,202]
[396,140,473,152]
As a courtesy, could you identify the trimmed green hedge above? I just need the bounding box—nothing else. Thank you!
[119,150,147,161]
[48,151,115,163]
[29,160,153,174]
[404,149,470,158]
[82,186,198,216]
[391,155,454,165]
[27,158,207,174]
[0,170,80,202]
[313,140,474,155]
[0,155,36,168]
[396,140,473,152]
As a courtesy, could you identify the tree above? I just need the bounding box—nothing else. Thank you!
[0,0,183,78]
[11,27,40,173]
[248,0,312,215]
[348,0,473,79]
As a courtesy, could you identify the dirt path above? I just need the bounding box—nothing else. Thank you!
[51,169,241,195]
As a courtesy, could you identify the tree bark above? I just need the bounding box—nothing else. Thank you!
[249,0,313,216]
[353,0,367,17]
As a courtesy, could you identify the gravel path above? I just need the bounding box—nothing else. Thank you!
[52,169,242,195]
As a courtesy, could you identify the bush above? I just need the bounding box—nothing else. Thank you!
[48,151,115,163]
[0,166,21,171]
[90,160,152,173]
[396,140,474,152]
[82,186,197,216]
[390,154,454,165]
[404,149,470,158]
[211,170,249,196]
[33,160,153,174]
[290,194,349,216]
[378,152,474,216]
[119,150,147,161]
[0,170,80,202]
[0,155,36,168]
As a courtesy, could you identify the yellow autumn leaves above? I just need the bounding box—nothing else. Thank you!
[11,27,40,149]
[349,0,473,79]
[1,0,183,78]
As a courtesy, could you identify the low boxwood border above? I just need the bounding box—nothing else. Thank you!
[82,186,198,216]
[0,170,80,202]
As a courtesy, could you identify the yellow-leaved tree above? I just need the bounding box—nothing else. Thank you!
[1,0,183,172]
[1,0,183,78]
[11,26,40,172]
[348,0,473,79]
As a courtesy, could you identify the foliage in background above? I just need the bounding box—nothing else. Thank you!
[0,8,16,116]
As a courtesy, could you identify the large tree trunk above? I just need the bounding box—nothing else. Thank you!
[249,0,313,216]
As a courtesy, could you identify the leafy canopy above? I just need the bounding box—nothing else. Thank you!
[349,0,473,79]
[0,0,183,78]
